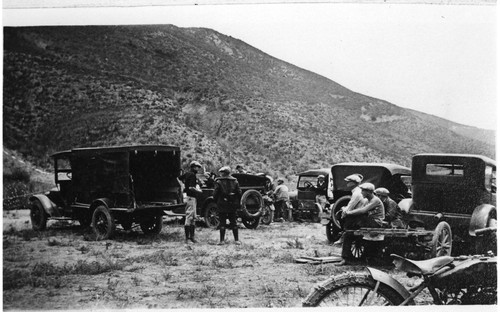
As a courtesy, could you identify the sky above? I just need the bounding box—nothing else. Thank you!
[3,2,497,130]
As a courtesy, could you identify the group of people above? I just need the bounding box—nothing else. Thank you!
[178,161,244,245]
[333,173,405,265]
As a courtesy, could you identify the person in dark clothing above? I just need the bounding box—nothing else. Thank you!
[213,166,242,245]
[375,187,406,229]
[178,161,202,244]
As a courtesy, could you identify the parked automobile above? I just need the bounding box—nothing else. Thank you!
[292,168,333,222]
[398,153,496,255]
[194,173,272,229]
[29,145,186,240]
[321,162,412,243]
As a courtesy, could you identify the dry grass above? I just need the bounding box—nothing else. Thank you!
[3,209,419,309]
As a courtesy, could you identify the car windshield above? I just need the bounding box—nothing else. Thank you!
[298,176,319,188]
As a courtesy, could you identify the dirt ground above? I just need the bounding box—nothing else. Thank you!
[3,209,430,309]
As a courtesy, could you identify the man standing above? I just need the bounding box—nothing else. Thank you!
[273,178,289,222]
[213,166,242,245]
[336,182,384,265]
[178,161,202,244]
[375,187,406,229]
[311,175,328,210]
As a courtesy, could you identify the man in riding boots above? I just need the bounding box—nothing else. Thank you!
[178,161,203,244]
[213,166,242,245]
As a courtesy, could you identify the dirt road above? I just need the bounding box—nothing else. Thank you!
[3,209,420,309]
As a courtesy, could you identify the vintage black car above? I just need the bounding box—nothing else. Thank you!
[195,173,272,229]
[293,168,332,222]
[29,145,185,240]
[399,153,496,255]
[321,162,412,242]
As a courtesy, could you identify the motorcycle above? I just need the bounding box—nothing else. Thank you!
[302,227,497,306]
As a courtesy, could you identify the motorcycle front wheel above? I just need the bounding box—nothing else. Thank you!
[302,271,408,307]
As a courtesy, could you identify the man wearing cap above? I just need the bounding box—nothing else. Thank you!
[273,178,289,222]
[213,166,242,245]
[309,175,328,211]
[336,182,385,265]
[375,188,406,229]
[331,174,364,246]
[178,161,203,244]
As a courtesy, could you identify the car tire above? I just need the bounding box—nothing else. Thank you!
[332,196,351,229]
[261,205,273,225]
[204,202,220,228]
[430,221,452,258]
[326,221,342,243]
[140,215,163,235]
[30,200,47,231]
[240,190,263,219]
[92,205,116,240]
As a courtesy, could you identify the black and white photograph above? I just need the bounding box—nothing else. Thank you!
[2,0,497,309]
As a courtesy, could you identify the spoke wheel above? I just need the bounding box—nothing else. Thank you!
[140,215,163,235]
[350,237,366,259]
[92,206,116,240]
[30,200,47,231]
[204,202,220,228]
[302,271,409,307]
[430,221,452,257]
[261,205,273,225]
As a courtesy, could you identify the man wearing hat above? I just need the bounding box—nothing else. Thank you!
[375,187,406,229]
[235,164,247,174]
[273,178,289,222]
[309,175,328,212]
[213,166,242,245]
[336,182,385,265]
[178,161,203,244]
[331,173,364,246]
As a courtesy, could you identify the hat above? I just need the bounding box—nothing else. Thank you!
[190,161,202,168]
[344,174,363,183]
[375,187,390,196]
[317,175,325,180]
[359,183,375,192]
[219,166,231,174]
[277,178,284,184]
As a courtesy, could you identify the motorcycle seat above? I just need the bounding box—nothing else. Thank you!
[391,254,454,276]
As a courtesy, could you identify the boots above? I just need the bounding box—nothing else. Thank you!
[189,225,197,243]
[218,227,226,245]
[233,227,241,245]
[184,226,190,244]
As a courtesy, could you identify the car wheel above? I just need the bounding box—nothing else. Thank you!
[140,215,163,235]
[30,200,47,231]
[326,221,342,243]
[242,217,260,229]
[332,196,351,229]
[204,202,220,228]
[261,205,273,225]
[430,221,452,258]
[92,206,116,240]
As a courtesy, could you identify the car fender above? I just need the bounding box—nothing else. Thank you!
[29,194,60,217]
[366,267,413,303]
[469,204,496,236]
[90,198,113,212]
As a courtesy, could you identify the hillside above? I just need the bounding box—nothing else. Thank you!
[3,25,495,180]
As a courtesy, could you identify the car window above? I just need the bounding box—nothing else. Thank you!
[426,163,464,177]
[298,176,318,188]
[485,166,496,193]
[56,157,72,181]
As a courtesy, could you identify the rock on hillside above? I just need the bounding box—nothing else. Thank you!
[3,25,495,178]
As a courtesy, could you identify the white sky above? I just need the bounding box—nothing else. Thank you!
[3,3,497,130]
